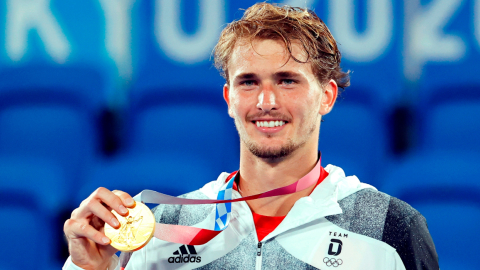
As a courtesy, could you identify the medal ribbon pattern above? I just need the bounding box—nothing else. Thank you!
[133,160,321,246]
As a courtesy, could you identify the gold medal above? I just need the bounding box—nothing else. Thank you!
[104,202,155,252]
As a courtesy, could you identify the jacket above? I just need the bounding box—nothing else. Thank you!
[63,164,439,270]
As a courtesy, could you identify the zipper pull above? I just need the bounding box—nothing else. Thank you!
[257,242,262,256]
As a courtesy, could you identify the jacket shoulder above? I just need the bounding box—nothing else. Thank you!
[326,188,439,269]
[326,188,401,240]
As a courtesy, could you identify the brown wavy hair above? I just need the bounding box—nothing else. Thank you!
[214,3,350,89]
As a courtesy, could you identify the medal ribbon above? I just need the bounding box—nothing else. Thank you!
[133,160,320,245]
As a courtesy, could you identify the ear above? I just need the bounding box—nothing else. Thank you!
[223,84,234,118]
[319,79,338,115]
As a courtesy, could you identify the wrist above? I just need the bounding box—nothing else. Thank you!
[69,257,111,270]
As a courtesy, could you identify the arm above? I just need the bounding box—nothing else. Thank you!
[382,198,439,270]
[63,254,119,270]
[396,214,439,270]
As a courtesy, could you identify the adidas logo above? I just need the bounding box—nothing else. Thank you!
[168,245,201,263]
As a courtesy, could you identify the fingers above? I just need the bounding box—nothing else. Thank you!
[112,190,136,208]
[72,188,132,229]
[91,187,129,216]
[64,218,111,245]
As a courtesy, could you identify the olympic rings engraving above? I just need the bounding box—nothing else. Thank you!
[323,257,343,267]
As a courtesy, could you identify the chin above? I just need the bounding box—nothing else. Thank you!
[246,141,300,159]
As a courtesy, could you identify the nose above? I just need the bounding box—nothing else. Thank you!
[256,85,277,113]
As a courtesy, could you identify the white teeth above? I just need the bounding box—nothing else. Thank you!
[256,121,286,127]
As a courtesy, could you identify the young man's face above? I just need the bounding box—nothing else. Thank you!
[224,38,337,159]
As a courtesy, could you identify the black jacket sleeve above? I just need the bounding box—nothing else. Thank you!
[382,198,439,270]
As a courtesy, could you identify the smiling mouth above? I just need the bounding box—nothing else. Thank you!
[253,120,287,128]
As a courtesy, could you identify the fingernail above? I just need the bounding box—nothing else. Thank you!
[111,218,119,227]
[102,237,110,244]
[119,205,127,214]
[126,198,134,206]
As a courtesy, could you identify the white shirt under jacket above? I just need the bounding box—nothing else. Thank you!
[64,164,437,270]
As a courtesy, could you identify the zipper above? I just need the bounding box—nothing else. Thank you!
[255,242,262,270]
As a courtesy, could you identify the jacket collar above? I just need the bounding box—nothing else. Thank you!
[199,164,375,241]
[264,165,373,240]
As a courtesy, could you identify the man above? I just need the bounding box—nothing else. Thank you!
[63,3,439,270]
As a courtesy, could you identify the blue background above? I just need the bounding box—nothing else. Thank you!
[0,0,479,269]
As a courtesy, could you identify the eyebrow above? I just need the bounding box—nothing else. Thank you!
[232,71,303,83]
[234,73,257,80]
[275,71,302,78]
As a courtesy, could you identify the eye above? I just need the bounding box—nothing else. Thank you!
[280,79,296,85]
[240,80,256,87]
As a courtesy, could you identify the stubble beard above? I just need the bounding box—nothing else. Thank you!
[246,137,299,159]
[234,117,317,160]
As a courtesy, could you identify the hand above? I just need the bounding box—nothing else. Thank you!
[64,188,135,270]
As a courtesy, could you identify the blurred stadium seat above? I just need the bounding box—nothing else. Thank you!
[0,66,105,106]
[127,88,239,173]
[380,151,480,270]
[0,158,67,269]
[320,88,389,187]
[0,157,68,213]
[414,202,480,270]
[0,193,54,270]
[0,65,105,189]
[0,65,107,268]
[380,151,480,200]
[417,85,480,153]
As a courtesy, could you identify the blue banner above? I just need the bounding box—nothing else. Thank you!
[0,0,478,106]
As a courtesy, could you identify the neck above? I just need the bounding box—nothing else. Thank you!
[238,142,319,216]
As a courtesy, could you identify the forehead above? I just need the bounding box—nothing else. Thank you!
[228,38,313,77]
